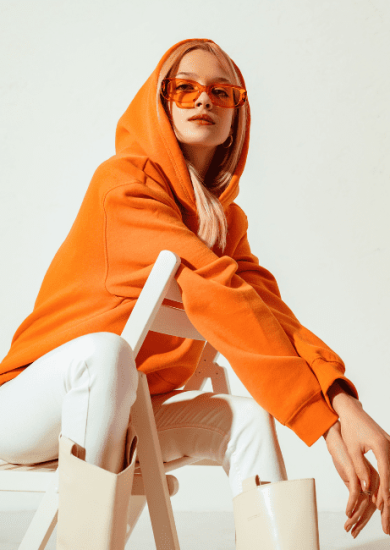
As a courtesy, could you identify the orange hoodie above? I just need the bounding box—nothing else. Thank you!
[0,38,358,446]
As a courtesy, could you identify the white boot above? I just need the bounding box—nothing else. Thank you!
[233,475,320,549]
[56,423,138,550]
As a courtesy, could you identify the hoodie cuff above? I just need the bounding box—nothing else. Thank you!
[309,358,360,413]
[285,391,339,447]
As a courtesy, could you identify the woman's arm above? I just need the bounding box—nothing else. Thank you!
[104,180,339,446]
[230,206,359,417]
[228,207,390,537]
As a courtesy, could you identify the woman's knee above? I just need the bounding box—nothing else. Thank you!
[70,332,138,386]
[234,396,276,435]
[84,331,133,355]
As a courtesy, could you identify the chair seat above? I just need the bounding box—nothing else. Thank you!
[0,455,219,474]
[0,460,58,472]
[134,456,220,473]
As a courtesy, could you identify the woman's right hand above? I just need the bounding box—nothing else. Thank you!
[323,420,380,538]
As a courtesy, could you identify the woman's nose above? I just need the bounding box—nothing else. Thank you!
[195,91,212,108]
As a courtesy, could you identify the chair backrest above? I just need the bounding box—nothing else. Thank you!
[121,249,230,396]
[121,249,207,359]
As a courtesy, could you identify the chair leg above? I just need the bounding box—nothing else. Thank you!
[130,372,181,549]
[18,476,59,550]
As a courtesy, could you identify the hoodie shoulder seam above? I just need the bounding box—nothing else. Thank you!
[102,179,144,297]
[101,179,181,298]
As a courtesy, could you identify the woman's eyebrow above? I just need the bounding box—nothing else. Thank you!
[175,71,230,83]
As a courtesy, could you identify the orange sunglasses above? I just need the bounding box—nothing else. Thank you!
[161,78,247,109]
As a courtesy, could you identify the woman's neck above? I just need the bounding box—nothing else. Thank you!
[180,143,216,178]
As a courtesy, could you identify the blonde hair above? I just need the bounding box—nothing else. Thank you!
[156,40,248,253]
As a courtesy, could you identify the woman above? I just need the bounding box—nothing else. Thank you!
[0,38,389,548]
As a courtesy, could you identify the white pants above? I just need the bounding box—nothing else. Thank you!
[0,332,288,499]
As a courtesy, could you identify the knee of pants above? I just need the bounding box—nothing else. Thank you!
[69,332,139,391]
[233,396,277,439]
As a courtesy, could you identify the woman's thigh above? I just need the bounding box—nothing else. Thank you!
[0,332,136,466]
[0,347,65,464]
[150,389,236,465]
[150,389,287,476]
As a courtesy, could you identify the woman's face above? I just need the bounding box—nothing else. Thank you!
[167,49,235,153]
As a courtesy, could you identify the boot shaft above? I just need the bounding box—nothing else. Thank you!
[56,425,138,550]
[233,475,320,549]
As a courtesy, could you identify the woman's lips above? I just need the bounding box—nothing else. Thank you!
[190,120,215,125]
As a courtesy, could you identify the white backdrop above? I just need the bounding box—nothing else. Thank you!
[0,0,389,513]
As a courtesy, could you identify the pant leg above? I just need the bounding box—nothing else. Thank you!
[0,332,138,474]
[150,389,288,499]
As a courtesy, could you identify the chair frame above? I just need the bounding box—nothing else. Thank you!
[0,250,232,550]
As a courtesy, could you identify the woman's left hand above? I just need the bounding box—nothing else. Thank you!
[335,395,390,536]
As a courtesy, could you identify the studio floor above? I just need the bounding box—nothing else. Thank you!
[0,508,389,549]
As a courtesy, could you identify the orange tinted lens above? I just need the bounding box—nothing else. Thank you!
[165,79,242,108]
[211,85,238,107]
[168,80,200,107]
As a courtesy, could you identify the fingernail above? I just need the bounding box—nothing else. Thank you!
[362,480,367,491]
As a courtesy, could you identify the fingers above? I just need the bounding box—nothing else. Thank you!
[345,477,361,519]
[375,454,388,511]
[379,492,390,535]
[378,485,390,532]
[344,494,375,538]
[373,446,390,534]
[344,456,382,537]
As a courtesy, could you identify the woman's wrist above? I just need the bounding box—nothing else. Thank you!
[322,419,339,441]
[328,380,362,415]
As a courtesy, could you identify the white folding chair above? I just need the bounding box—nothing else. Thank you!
[0,250,233,549]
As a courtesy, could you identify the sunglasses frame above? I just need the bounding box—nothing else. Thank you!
[161,78,247,109]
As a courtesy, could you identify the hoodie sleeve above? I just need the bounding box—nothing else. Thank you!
[104,180,346,446]
[231,207,359,414]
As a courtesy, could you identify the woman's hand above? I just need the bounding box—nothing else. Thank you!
[324,420,380,538]
[337,398,390,536]
[326,392,390,537]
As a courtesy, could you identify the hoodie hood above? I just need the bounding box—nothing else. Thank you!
[115,38,251,216]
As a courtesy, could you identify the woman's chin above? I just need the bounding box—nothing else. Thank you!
[180,136,224,148]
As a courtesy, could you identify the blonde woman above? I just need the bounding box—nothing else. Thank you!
[0,38,389,549]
